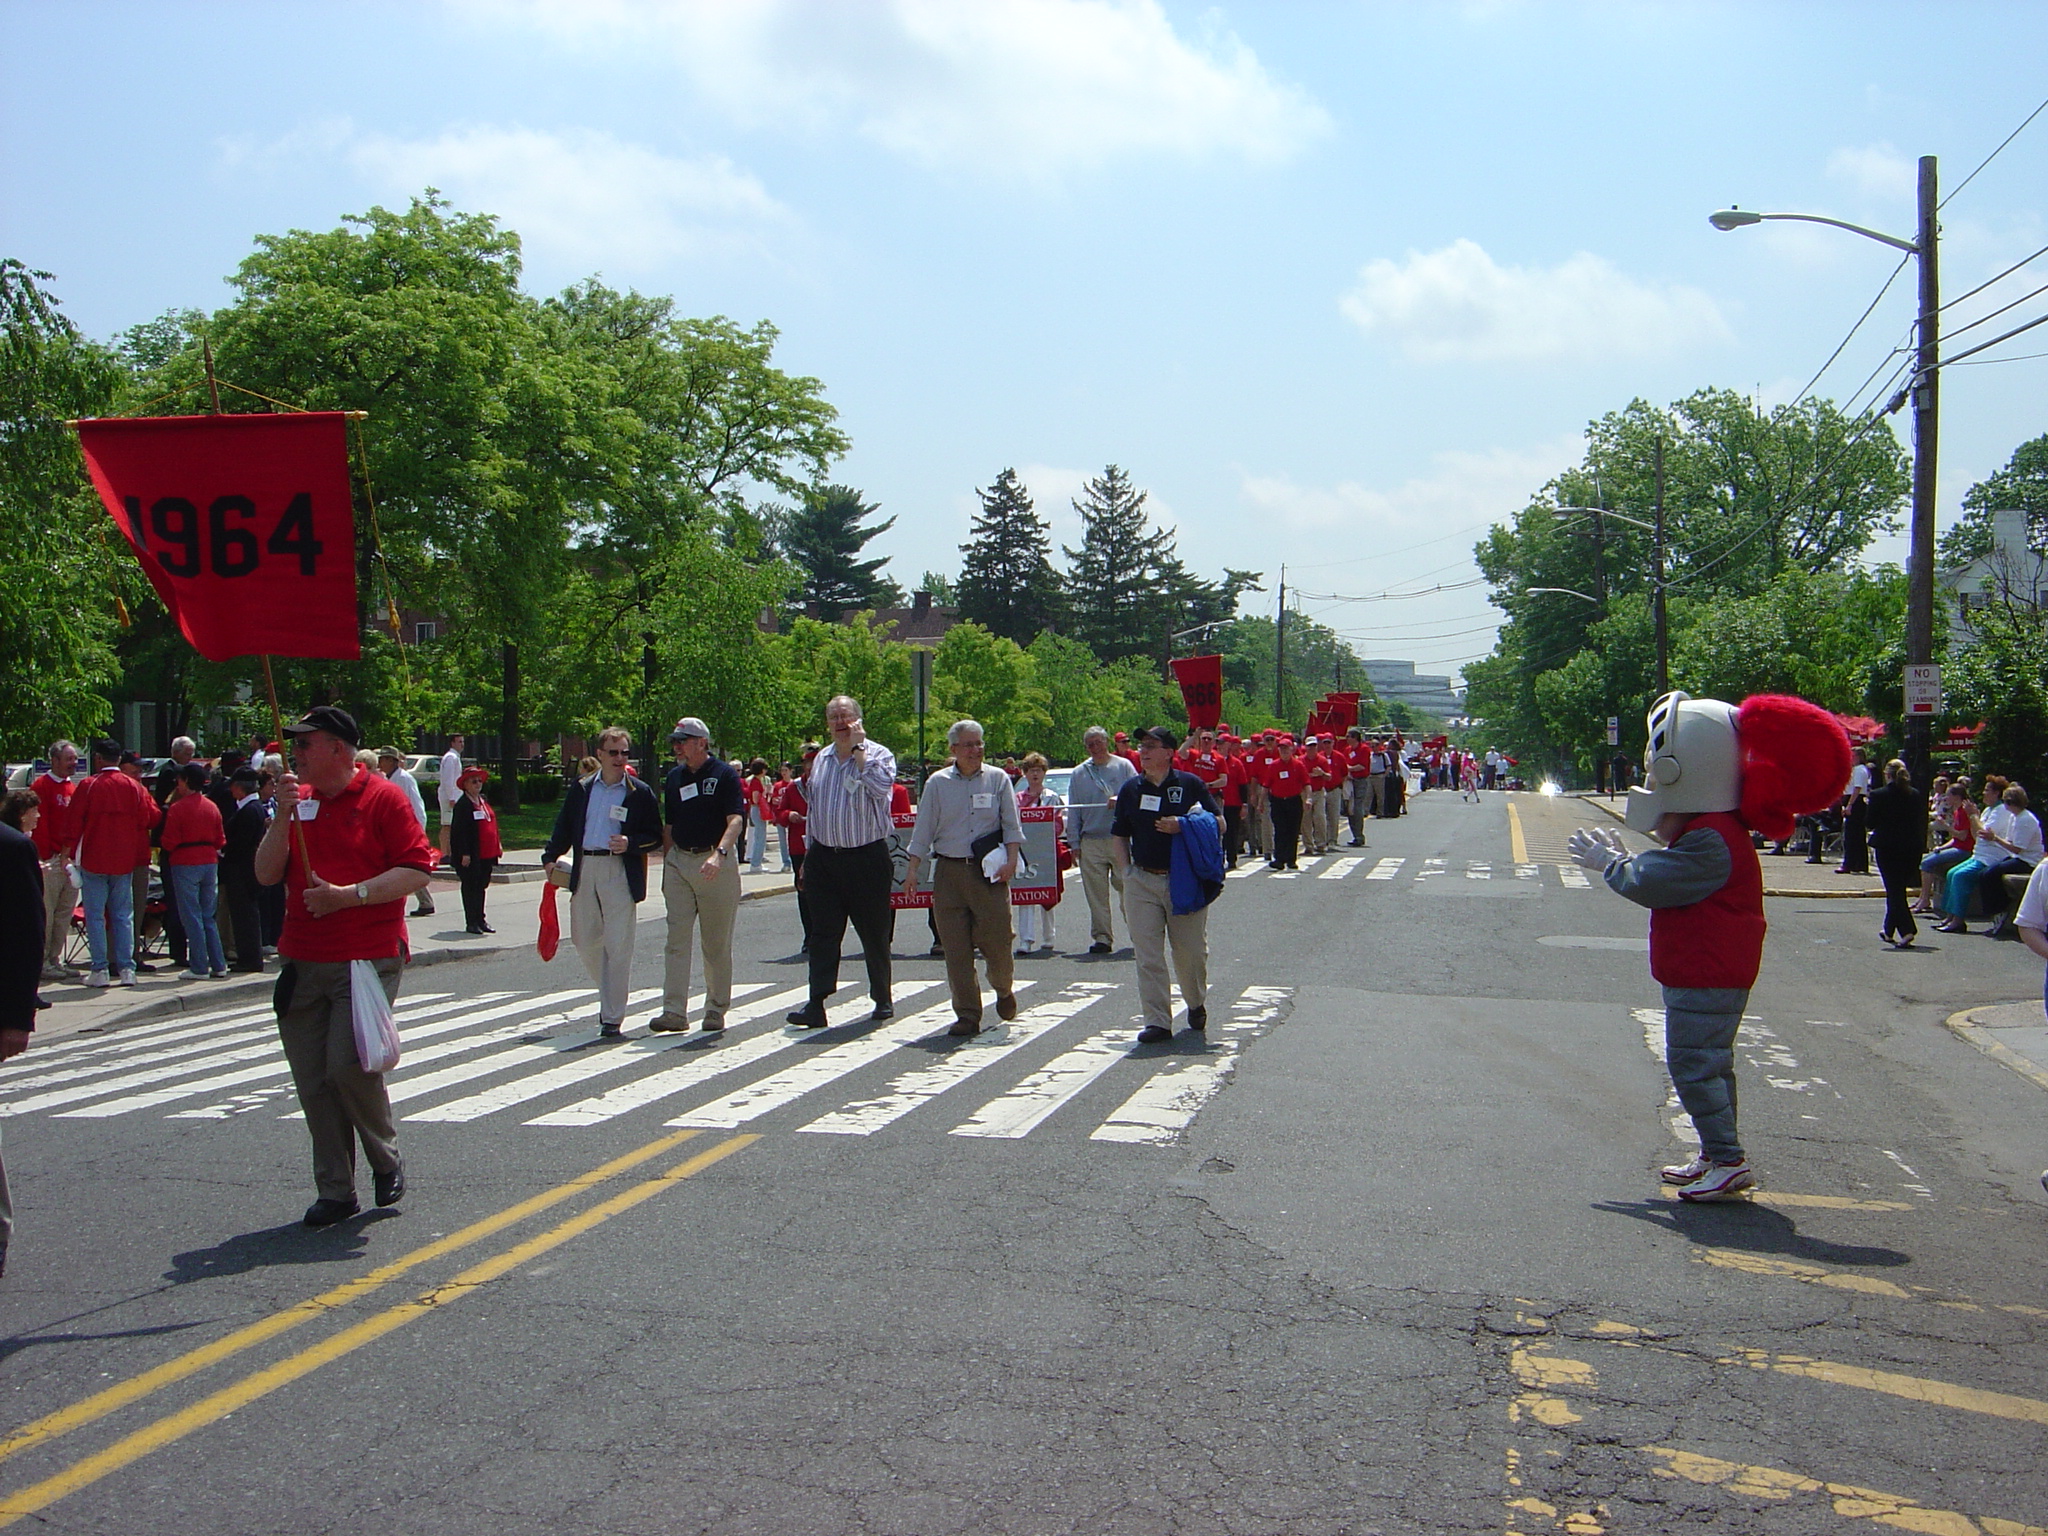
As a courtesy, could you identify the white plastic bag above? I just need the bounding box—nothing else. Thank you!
[349,958,402,1074]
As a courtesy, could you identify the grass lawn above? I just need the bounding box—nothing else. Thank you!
[440,802,560,854]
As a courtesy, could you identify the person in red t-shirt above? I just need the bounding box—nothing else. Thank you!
[69,739,161,986]
[258,706,435,1228]
[1218,737,1249,869]
[1343,730,1375,846]
[1261,738,1310,870]
[161,763,227,979]
[29,740,83,978]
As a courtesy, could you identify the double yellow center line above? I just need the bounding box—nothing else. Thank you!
[0,1128,756,1525]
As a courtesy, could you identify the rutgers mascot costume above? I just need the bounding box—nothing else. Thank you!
[1568,692,1852,1201]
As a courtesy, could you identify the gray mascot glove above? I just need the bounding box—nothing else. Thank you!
[1567,826,1628,872]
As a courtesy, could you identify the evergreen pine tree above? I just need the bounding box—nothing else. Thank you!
[1062,464,1173,662]
[956,467,1064,643]
[785,484,903,618]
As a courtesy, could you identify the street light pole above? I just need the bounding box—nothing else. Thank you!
[1710,160,1938,788]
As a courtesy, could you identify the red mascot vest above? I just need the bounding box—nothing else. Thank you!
[1648,810,1765,990]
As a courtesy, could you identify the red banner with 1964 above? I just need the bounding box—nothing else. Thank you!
[74,412,360,663]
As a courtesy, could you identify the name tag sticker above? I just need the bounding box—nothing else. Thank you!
[608,803,628,822]
[296,800,319,821]
[674,782,698,801]
[1139,793,1162,812]
[973,792,994,809]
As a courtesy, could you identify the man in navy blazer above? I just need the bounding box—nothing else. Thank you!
[543,728,664,1037]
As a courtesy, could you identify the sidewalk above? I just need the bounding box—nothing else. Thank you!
[1575,792,1889,899]
[33,849,796,1044]
[1947,1000,2048,1098]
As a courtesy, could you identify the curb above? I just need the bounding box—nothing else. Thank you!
[1575,791,1891,900]
[73,878,798,1036]
[1945,1005,2048,1096]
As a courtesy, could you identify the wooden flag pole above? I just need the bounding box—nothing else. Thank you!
[259,654,314,882]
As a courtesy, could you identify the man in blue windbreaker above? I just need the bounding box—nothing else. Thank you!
[1112,726,1220,1044]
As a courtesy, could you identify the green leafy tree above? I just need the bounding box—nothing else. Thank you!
[644,533,800,757]
[914,570,956,604]
[1026,631,1127,758]
[1943,601,2048,785]
[1062,464,1172,661]
[0,261,130,753]
[785,484,902,618]
[957,467,1063,643]
[931,621,1049,753]
[1672,568,1906,716]
[767,613,915,755]
[1940,433,2048,568]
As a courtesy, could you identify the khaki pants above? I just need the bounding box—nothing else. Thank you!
[1078,835,1124,947]
[571,855,637,1028]
[41,857,71,968]
[1122,866,1207,1030]
[661,846,741,1024]
[276,955,403,1201]
[932,857,1014,1024]
[1320,788,1342,851]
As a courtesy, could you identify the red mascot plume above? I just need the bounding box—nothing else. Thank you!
[1736,694,1855,842]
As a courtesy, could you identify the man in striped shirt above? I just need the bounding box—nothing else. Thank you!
[788,695,900,1028]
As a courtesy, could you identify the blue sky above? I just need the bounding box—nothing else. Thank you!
[7,1,2045,683]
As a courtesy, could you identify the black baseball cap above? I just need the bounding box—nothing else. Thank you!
[1136,726,1180,751]
[282,705,362,747]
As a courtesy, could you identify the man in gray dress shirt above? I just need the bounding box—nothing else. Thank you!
[904,720,1023,1037]
[1064,726,1137,955]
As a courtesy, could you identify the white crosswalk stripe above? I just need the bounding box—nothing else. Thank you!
[1467,862,1490,879]
[1319,857,1365,880]
[21,1000,290,1062]
[1558,865,1592,888]
[1365,857,1404,880]
[527,982,946,1128]
[380,990,664,1108]
[405,984,777,1122]
[951,1013,1139,1140]
[1516,863,1539,880]
[1091,986,1289,1144]
[798,983,1117,1136]
[667,984,1040,1129]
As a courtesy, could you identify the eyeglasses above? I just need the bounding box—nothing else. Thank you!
[601,748,630,757]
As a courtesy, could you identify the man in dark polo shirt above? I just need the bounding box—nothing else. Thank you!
[257,706,436,1228]
[652,716,747,1034]
[1112,727,1219,1045]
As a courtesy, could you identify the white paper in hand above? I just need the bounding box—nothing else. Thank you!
[980,845,1008,882]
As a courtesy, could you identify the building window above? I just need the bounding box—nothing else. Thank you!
[415,621,438,643]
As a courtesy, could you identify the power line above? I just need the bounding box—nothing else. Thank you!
[1945,347,2048,368]
[1291,578,1488,603]
[1793,254,1911,403]
[1285,518,1499,570]
[1940,94,2048,210]
[1938,277,2048,344]
[1940,241,2048,314]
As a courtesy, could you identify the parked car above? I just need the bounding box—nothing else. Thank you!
[4,764,36,790]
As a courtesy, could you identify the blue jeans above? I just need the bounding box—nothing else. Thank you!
[79,868,134,975]
[169,864,226,975]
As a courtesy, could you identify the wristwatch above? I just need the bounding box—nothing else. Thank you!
[354,882,370,904]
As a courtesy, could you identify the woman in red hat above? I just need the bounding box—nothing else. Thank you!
[450,765,502,934]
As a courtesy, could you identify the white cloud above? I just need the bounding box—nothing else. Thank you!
[220,120,791,273]
[1339,238,1731,364]
[1238,436,1582,540]
[1827,142,1916,201]
[464,0,1332,179]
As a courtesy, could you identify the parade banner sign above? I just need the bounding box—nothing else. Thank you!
[75,412,360,661]
[1169,654,1224,729]
[887,807,1064,910]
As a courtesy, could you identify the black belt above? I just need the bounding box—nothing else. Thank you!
[674,846,718,855]
[1137,864,1170,876]
[810,839,885,853]
[581,847,616,856]
[936,854,973,862]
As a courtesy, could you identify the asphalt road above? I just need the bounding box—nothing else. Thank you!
[2,789,2044,1534]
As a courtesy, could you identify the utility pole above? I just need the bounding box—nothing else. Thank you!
[1904,154,1940,796]
[1274,565,1287,719]
[1653,437,1669,696]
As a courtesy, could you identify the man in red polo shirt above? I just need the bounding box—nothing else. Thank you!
[1218,736,1250,870]
[1261,737,1310,870]
[257,706,435,1228]
[30,740,84,980]
[69,739,161,987]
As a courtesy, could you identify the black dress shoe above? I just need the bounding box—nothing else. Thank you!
[1136,1024,1173,1045]
[1088,942,1112,955]
[599,1022,624,1038]
[1187,1005,1207,1032]
[477,922,495,935]
[870,1003,894,1022]
[996,993,1019,1022]
[787,1005,828,1028]
[374,1159,406,1207]
[303,1196,360,1228]
[947,1018,981,1038]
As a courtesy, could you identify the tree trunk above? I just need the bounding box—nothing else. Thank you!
[499,641,522,813]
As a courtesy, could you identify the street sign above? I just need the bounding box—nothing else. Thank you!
[1606,716,1620,746]
[1904,663,1942,716]
[910,648,932,714]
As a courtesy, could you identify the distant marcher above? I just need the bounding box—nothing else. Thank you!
[449,766,503,935]
[258,707,435,1228]
[787,696,898,1029]
[653,718,745,1033]
[153,736,200,971]
[543,727,664,1036]
[1867,759,1927,949]
[437,734,465,864]
[70,739,160,988]
[1065,727,1137,955]
[0,799,44,1276]
[29,741,83,980]
[903,720,1022,1036]
[1014,753,1062,957]
[1260,737,1309,871]
[780,746,818,955]
[162,763,228,979]
[741,758,772,874]
[219,767,267,972]
[376,747,437,917]
[1113,726,1219,1044]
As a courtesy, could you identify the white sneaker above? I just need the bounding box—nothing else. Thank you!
[85,969,111,989]
[1676,1160,1755,1202]
[1660,1156,1710,1185]
[115,969,138,988]
[181,968,210,981]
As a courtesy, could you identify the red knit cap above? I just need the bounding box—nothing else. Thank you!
[1736,694,1854,841]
